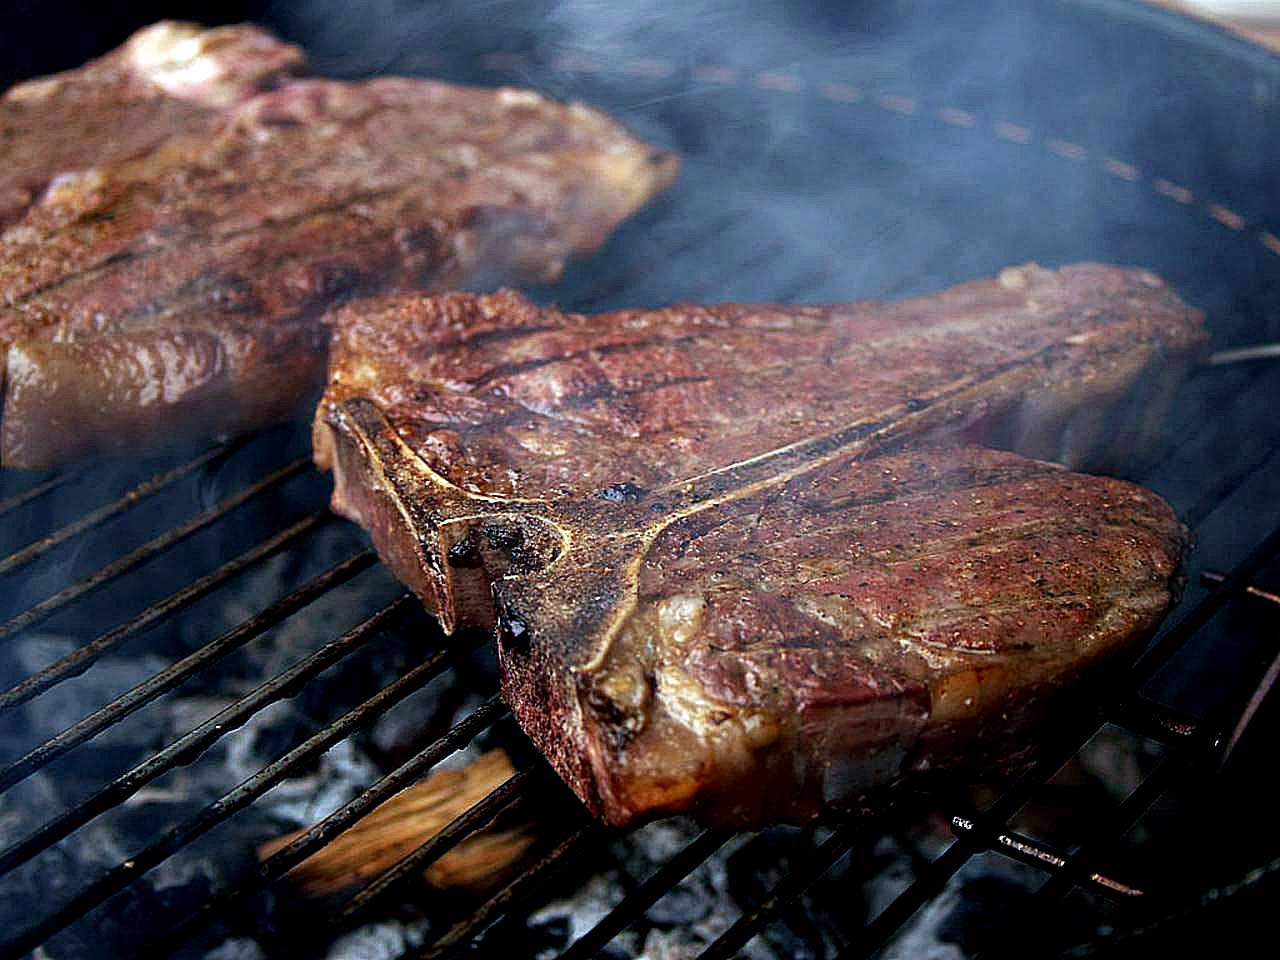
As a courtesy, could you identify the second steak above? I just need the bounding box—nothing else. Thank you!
[0,26,678,467]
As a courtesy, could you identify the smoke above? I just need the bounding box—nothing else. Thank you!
[4,2,1280,956]
[262,0,1277,320]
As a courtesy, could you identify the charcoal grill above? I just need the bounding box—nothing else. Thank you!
[3,1,1280,957]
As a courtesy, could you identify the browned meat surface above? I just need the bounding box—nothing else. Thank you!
[0,21,306,230]
[314,263,1203,826]
[0,43,678,468]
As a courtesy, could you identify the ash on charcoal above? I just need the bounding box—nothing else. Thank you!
[0,634,171,768]
[529,871,623,953]
[619,819,705,874]
[205,937,268,960]
[725,828,811,910]
[365,674,457,758]
[856,834,923,921]
[1007,727,1164,851]
[508,819,810,959]
[645,876,714,927]
[176,545,406,700]
[322,919,430,960]
[253,732,380,828]
[879,851,1044,960]
[368,681,492,767]
[0,612,396,960]
[722,826,858,960]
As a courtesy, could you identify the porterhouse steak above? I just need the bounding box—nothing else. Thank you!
[0,21,306,230]
[314,263,1204,826]
[0,26,678,467]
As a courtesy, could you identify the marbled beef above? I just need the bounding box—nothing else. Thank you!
[314,263,1203,826]
[0,26,677,466]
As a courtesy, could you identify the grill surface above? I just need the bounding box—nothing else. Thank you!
[3,1,1280,958]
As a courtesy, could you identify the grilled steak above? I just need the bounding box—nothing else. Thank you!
[314,263,1203,826]
[0,44,678,468]
[0,21,306,230]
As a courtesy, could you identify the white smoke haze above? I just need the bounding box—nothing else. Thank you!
[3,2,1279,957]
[264,0,1273,313]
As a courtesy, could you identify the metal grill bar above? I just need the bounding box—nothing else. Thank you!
[1032,757,1181,903]
[954,581,1280,913]
[0,550,376,794]
[830,523,1280,960]
[147,695,512,957]
[946,820,1144,900]
[0,455,310,640]
[333,766,539,930]
[1178,571,1280,773]
[1217,646,1280,769]
[0,441,233,578]
[0,616,470,960]
[1141,366,1274,486]
[1,353,1274,959]
[0,47,1272,960]
[558,829,730,960]
[1178,576,1278,771]
[0,511,329,712]
[1133,522,1280,687]
[1051,851,1280,959]
[0,465,88,518]
[1110,699,1204,748]
[834,726,1103,960]
[418,824,603,960]
[0,594,413,879]
[1200,569,1280,606]
[6,446,1266,960]
[699,826,858,960]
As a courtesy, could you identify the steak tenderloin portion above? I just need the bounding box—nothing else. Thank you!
[0,50,677,468]
[314,264,1202,826]
[0,21,306,230]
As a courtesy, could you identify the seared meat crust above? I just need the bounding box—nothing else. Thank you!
[0,29,677,466]
[315,264,1202,826]
[0,21,306,230]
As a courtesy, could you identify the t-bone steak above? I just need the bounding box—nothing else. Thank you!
[0,26,678,467]
[314,263,1204,826]
[0,21,306,230]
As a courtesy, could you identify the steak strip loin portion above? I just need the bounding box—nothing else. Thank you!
[0,25,678,467]
[315,263,1204,826]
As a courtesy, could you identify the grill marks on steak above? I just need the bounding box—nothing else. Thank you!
[314,263,1202,826]
[591,449,1183,824]
[0,37,678,467]
[318,263,1205,500]
[0,22,306,230]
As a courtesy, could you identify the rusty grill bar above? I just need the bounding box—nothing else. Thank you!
[0,414,1274,960]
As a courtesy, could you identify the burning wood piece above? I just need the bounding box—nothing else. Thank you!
[259,750,536,896]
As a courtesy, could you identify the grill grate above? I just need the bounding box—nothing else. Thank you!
[3,4,1280,954]
[419,824,603,959]
[0,412,1275,960]
[0,550,378,796]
